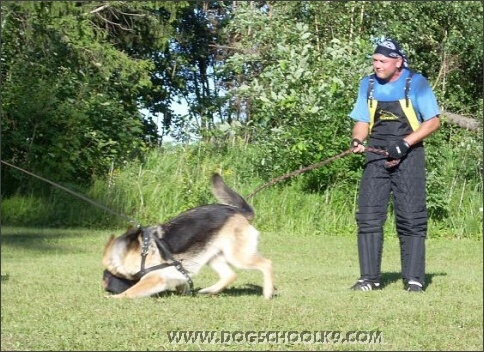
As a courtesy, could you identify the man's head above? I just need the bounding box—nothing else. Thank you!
[372,38,408,82]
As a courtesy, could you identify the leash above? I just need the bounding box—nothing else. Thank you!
[246,147,391,200]
[1,159,141,227]
[3,146,392,207]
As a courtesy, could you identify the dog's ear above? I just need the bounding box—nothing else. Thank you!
[123,226,143,239]
[103,234,116,255]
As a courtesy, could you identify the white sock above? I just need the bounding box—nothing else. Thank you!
[408,280,422,287]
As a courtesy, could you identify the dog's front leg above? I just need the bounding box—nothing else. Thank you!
[198,255,237,295]
[108,274,167,298]
[175,283,191,295]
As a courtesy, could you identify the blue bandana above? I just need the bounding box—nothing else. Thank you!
[374,38,408,68]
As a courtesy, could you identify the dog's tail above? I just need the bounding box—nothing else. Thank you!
[211,173,255,221]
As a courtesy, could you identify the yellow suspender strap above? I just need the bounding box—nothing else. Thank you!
[368,99,378,133]
[399,99,420,131]
[400,71,419,131]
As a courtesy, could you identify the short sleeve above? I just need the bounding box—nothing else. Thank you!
[349,77,370,123]
[412,75,440,121]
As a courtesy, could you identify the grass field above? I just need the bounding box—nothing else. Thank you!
[1,226,482,351]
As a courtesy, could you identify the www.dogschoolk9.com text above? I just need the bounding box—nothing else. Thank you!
[167,330,383,345]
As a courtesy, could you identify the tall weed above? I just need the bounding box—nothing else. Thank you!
[1,141,482,239]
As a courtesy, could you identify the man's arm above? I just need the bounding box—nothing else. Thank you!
[351,121,369,153]
[403,116,440,146]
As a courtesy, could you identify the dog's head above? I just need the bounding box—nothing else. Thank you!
[102,269,138,294]
[102,227,143,294]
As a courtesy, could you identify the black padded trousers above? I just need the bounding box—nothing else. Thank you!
[355,145,427,285]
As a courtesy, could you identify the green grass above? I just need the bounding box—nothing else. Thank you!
[1,226,482,351]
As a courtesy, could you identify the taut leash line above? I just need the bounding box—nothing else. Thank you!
[246,147,390,200]
[1,159,140,227]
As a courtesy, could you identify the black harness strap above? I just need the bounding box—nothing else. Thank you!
[134,227,194,294]
[405,71,414,107]
[134,263,174,280]
[367,74,375,108]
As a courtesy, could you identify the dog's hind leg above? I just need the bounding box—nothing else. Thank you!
[234,254,274,299]
[225,226,275,299]
[198,254,237,296]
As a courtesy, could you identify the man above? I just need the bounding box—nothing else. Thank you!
[349,38,440,292]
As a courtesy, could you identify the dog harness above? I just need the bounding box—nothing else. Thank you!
[135,226,194,294]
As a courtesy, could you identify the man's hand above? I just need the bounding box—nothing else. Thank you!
[350,138,365,153]
[386,140,410,159]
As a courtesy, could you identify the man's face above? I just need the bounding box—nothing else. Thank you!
[372,53,403,81]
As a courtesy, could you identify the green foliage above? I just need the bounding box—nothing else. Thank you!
[219,7,373,189]
[214,0,482,195]
[1,1,183,193]
[424,119,483,223]
[358,1,483,114]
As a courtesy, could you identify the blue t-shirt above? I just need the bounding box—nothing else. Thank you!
[349,69,440,123]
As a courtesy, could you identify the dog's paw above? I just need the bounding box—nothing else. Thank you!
[263,293,274,299]
[263,286,277,299]
[197,288,218,296]
[105,293,123,299]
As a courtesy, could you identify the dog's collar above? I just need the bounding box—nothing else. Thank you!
[134,226,194,294]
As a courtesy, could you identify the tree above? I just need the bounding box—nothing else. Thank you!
[212,0,482,199]
[1,1,184,194]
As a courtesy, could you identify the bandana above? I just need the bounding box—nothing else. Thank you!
[374,38,408,68]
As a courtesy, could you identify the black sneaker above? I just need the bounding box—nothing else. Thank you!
[350,279,381,291]
[405,280,424,292]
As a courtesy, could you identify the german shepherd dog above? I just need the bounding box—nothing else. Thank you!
[102,173,274,299]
